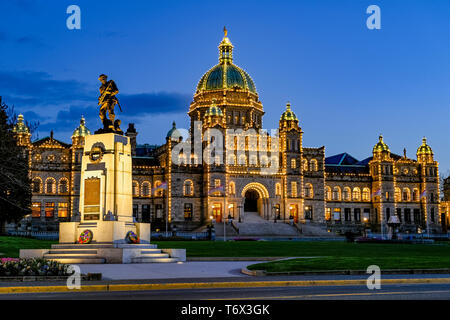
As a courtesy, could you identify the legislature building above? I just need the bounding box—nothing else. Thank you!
[12,30,449,235]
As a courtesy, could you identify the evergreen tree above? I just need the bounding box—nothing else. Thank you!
[0,97,31,232]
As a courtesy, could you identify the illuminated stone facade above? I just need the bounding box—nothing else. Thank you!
[14,31,447,234]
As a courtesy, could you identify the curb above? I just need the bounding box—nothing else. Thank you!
[187,257,282,262]
[241,268,450,276]
[2,278,450,294]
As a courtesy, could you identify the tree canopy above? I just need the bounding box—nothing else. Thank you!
[0,97,31,227]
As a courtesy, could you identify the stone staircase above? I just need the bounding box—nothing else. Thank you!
[232,212,300,237]
[44,243,179,264]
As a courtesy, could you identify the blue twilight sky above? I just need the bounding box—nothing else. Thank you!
[0,0,449,174]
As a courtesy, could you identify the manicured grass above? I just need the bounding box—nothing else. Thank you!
[0,236,56,258]
[154,240,450,271]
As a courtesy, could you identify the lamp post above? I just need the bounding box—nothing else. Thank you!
[238,205,242,223]
[387,214,401,240]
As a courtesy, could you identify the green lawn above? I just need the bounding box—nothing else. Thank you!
[154,240,450,272]
[2,237,449,272]
[0,236,57,258]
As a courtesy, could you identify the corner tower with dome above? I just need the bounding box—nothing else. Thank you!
[11,29,446,236]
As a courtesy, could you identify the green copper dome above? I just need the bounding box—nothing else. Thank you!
[72,116,91,138]
[280,103,298,121]
[417,137,433,155]
[13,114,30,134]
[373,135,390,153]
[205,101,224,117]
[196,30,257,94]
[166,121,182,141]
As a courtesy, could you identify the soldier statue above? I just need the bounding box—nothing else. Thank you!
[97,74,123,134]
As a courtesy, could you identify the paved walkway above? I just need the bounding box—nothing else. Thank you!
[79,261,260,280]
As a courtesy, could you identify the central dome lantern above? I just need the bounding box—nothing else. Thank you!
[189,28,264,131]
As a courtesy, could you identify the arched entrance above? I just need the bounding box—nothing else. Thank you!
[240,182,270,219]
[244,190,259,212]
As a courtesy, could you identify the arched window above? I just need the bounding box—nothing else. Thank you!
[32,177,42,193]
[58,178,68,194]
[249,155,258,166]
[270,155,279,168]
[275,183,282,196]
[304,183,313,198]
[352,187,361,201]
[343,187,351,201]
[291,158,297,169]
[332,186,341,201]
[291,181,298,197]
[394,187,401,202]
[229,182,235,195]
[142,181,151,197]
[310,159,318,171]
[184,180,194,196]
[302,159,308,171]
[238,154,247,165]
[260,156,268,166]
[413,188,420,201]
[325,186,331,201]
[227,154,237,165]
[362,188,371,201]
[132,181,139,196]
[402,188,411,202]
[45,178,56,194]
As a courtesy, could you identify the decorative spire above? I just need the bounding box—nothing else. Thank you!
[12,114,30,134]
[219,27,233,64]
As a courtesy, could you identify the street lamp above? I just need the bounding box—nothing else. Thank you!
[237,205,242,223]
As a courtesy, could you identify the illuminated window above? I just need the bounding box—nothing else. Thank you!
[302,159,308,171]
[352,187,361,201]
[394,187,401,202]
[45,178,56,194]
[249,155,257,166]
[58,202,68,218]
[238,154,247,165]
[132,181,139,196]
[362,188,371,201]
[325,186,331,201]
[291,158,296,169]
[291,181,297,197]
[275,183,282,196]
[343,187,351,201]
[45,202,55,218]
[32,202,41,218]
[184,203,193,221]
[332,187,341,201]
[310,159,318,171]
[413,188,419,201]
[402,188,411,201]
[325,208,331,221]
[154,181,163,197]
[228,154,237,165]
[184,180,194,196]
[229,182,236,195]
[142,182,151,197]
[304,183,313,198]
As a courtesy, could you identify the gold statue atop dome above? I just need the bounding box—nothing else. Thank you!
[223,26,227,37]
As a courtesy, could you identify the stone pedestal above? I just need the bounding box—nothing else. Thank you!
[60,133,150,244]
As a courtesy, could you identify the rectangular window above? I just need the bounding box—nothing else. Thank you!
[58,202,68,218]
[32,202,41,218]
[396,208,402,222]
[344,208,351,222]
[184,203,193,221]
[45,202,55,218]
[142,204,150,223]
[291,181,297,197]
[333,208,341,221]
[354,208,361,222]
[156,204,163,219]
[304,206,313,220]
[404,208,411,223]
[325,208,331,221]
[414,209,421,224]
[133,204,139,219]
